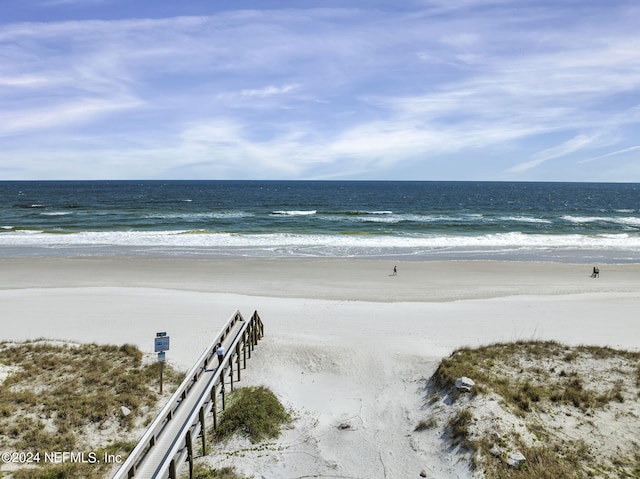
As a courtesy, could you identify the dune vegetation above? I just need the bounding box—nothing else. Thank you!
[423,341,640,479]
[0,340,183,479]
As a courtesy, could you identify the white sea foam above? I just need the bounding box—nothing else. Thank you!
[40,211,73,216]
[561,216,609,223]
[616,217,640,227]
[342,213,483,224]
[1,230,639,258]
[144,212,253,220]
[347,215,402,224]
[499,216,552,224]
[271,210,317,216]
[561,215,640,227]
[1,229,41,234]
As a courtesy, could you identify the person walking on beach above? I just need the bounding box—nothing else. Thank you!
[216,342,225,366]
[393,265,397,276]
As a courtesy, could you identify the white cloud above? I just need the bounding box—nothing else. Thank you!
[0,97,143,137]
[508,135,597,174]
[578,146,640,164]
[0,75,50,87]
[0,3,639,180]
[239,84,299,98]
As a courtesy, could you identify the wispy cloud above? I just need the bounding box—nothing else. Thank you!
[578,146,640,164]
[41,0,115,5]
[0,97,143,138]
[1,2,639,180]
[239,84,299,98]
[0,75,50,87]
[509,135,597,174]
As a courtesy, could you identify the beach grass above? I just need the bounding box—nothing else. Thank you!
[188,463,248,479]
[427,341,640,479]
[0,340,183,479]
[433,341,639,414]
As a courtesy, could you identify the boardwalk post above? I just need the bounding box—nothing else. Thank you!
[243,331,248,368]
[199,406,206,455]
[230,357,234,391]
[236,343,241,381]
[186,430,193,479]
[254,320,259,348]
[256,312,264,338]
[211,385,217,430]
[254,311,263,337]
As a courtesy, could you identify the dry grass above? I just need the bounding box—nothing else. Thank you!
[0,340,183,479]
[433,341,639,414]
[187,463,249,479]
[425,341,640,479]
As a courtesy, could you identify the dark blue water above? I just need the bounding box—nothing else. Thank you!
[1,181,639,262]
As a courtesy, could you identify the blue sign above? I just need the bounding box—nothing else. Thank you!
[154,336,170,352]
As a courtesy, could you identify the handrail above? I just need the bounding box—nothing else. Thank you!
[112,310,247,479]
[153,311,262,478]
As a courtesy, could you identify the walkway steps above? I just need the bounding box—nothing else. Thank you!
[111,310,264,479]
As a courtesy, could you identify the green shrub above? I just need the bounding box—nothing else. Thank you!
[214,386,291,443]
[189,463,247,479]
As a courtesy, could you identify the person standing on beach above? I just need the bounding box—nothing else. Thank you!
[216,343,225,366]
[393,265,397,276]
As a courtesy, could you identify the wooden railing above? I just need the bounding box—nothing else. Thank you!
[111,310,264,479]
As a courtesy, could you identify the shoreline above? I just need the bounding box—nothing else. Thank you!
[2,246,638,264]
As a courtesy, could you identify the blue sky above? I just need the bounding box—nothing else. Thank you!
[1,0,639,181]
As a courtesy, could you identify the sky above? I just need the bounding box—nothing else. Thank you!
[0,0,639,181]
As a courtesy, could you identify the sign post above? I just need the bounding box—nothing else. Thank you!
[155,332,170,394]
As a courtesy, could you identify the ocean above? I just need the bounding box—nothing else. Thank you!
[1,180,639,263]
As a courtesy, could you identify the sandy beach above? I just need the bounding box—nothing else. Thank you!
[1,257,639,478]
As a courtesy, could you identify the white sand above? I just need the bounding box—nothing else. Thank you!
[1,258,639,478]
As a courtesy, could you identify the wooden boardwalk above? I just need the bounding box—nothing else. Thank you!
[111,310,264,479]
